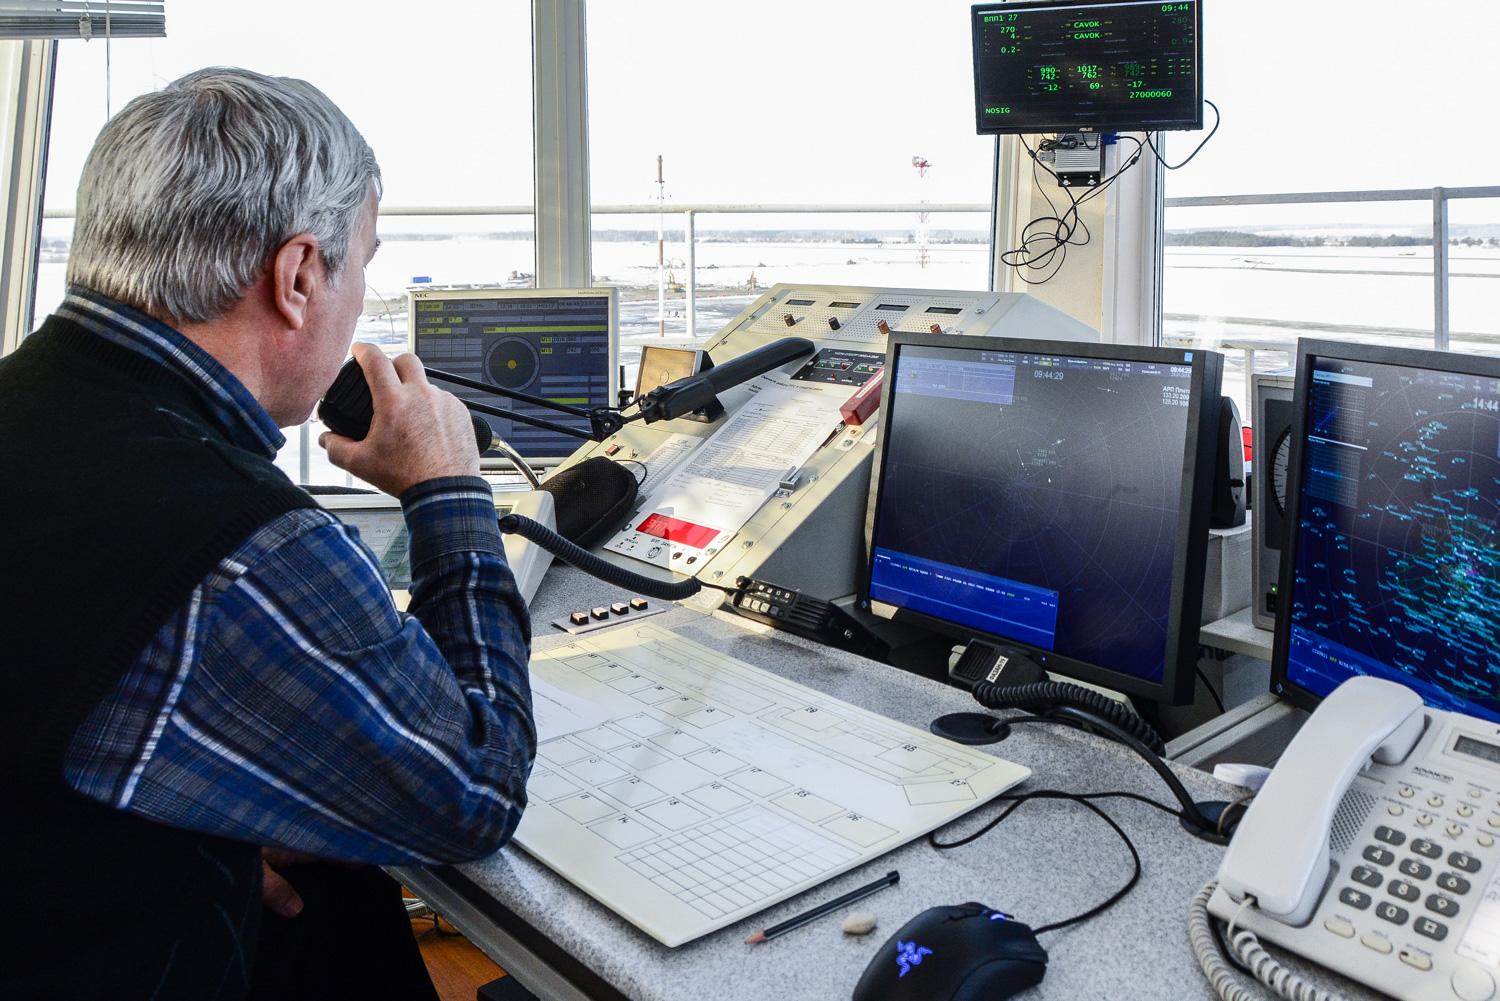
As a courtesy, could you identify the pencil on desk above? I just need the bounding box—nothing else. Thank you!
[745,870,899,944]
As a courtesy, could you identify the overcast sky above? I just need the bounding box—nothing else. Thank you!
[43,1,1500,224]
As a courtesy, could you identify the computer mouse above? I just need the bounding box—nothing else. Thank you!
[851,902,1048,1001]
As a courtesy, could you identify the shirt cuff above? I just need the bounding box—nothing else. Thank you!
[400,476,503,568]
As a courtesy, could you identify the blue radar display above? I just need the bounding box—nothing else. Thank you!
[1282,352,1500,720]
[868,343,1205,688]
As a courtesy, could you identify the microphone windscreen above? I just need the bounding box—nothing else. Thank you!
[470,414,494,453]
[540,456,640,547]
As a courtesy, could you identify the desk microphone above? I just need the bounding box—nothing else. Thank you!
[318,357,494,453]
[636,336,816,423]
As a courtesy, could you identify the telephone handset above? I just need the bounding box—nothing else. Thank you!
[1217,677,1425,924]
[1206,677,1500,1001]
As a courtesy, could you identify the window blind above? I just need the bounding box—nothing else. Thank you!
[0,2,164,39]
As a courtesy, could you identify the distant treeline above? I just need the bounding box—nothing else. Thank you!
[1164,229,1470,248]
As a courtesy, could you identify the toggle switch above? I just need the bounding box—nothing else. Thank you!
[783,313,797,327]
[876,320,891,336]
[930,323,943,335]
[828,316,841,330]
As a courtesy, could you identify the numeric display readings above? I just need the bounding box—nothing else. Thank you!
[972,1,1201,135]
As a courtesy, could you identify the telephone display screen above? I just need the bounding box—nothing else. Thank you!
[1283,356,1500,721]
[867,344,1198,685]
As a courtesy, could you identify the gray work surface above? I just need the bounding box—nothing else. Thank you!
[397,566,1378,1001]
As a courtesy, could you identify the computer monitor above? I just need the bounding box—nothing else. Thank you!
[971,0,1203,136]
[409,287,617,466]
[1270,340,1500,722]
[862,332,1222,704]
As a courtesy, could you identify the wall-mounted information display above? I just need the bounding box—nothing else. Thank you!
[971,0,1202,135]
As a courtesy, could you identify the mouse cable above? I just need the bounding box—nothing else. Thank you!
[927,788,1143,937]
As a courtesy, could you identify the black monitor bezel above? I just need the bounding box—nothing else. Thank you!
[1269,338,1500,713]
[971,0,1205,136]
[859,330,1222,705]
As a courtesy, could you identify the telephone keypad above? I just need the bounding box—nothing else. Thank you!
[1363,846,1397,866]
[1351,865,1383,888]
[1340,887,1374,910]
[1375,825,1407,846]
[1437,872,1472,895]
[1449,851,1482,874]
[1426,895,1461,919]
[1375,901,1410,925]
[1414,916,1449,941]
[1388,880,1420,903]
[1399,859,1432,881]
[1411,839,1444,859]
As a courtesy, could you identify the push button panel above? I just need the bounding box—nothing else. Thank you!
[1308,771,1497,994]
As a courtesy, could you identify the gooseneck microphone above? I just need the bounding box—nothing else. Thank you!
[636,337,816,423]
[319,358,495,453]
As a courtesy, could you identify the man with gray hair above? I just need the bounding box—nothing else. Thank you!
[0,68,535,1000]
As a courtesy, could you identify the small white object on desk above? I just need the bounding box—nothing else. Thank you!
[841,912,878,936]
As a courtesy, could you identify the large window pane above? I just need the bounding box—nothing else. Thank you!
[587,0,994,386]
[38,2,534,484]
[1159,1,1500,415]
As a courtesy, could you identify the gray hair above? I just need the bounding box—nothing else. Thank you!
[67,66,381,323]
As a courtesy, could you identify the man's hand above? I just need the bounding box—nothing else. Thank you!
[261,847,308,918]
[319,343,480,496]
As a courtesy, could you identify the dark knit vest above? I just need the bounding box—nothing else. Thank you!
[0,314,317,999]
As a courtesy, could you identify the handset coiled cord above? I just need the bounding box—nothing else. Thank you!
[499,513,711,602]
[1188,881,1351,1001]
[971,680,1167,756]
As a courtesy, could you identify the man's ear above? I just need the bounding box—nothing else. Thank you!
[271,234,322,331]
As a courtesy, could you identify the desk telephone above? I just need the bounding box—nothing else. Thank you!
[1207,677,1500,1000]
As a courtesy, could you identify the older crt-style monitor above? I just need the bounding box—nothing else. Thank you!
[409,286,617,467]
[1270,339,1500,722]
[863,331,1222,704]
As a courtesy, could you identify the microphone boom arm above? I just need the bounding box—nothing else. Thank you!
[425,367,626,442]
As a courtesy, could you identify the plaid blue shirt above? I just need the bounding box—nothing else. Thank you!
[56,289,536,865]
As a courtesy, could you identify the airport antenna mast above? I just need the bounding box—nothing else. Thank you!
[656,155,667,337]
[912,156,931,269]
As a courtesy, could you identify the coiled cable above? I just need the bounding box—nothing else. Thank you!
[972,680,1166,756]
[1188,881,1350,1001]
[499,513,714,602]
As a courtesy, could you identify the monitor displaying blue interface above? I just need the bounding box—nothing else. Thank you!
[410,287,616,463]
[971,0,1203,136]
[864,334,1220,703]
[1274,344,1500,722]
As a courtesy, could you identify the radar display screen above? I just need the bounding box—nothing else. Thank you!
[972,1,1202,135]
[867,343,1202,687]
[412,291,613,461]
[1282,355,1500,720]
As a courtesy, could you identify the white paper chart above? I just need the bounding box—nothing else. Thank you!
[603,381,845,570]
[513,622,1031,947]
